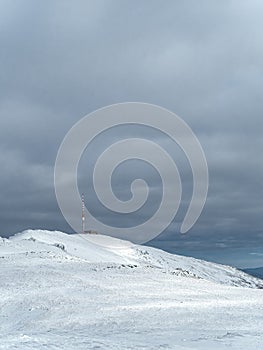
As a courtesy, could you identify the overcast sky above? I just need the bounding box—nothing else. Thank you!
[1,0,262,268]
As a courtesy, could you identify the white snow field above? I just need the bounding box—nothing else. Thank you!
[0,230,263,349]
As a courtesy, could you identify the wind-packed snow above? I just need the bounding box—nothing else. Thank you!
[0,229,263,349]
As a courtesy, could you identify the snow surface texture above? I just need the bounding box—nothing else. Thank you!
[0,230,263,349]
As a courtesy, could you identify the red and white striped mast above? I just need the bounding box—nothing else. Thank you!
[81,193,85,234]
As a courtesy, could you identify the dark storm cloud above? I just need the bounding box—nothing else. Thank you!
[0,0,262,266]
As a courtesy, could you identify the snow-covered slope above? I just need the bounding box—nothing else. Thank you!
[1,230,263,350]
[5,229,263,288]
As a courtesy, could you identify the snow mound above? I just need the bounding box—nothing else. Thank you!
[2,229,262,289]
[9,229,135,264]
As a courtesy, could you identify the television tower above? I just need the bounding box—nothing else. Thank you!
[81,193,85,234]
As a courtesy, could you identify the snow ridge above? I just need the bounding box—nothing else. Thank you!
[2,229,262,288]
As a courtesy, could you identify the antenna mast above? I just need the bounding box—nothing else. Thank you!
[81,193,85,234]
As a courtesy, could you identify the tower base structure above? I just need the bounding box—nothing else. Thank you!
[83,230,99,235]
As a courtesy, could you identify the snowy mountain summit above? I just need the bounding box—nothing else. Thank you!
[3,229,262,289]
[1,230,263,349]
